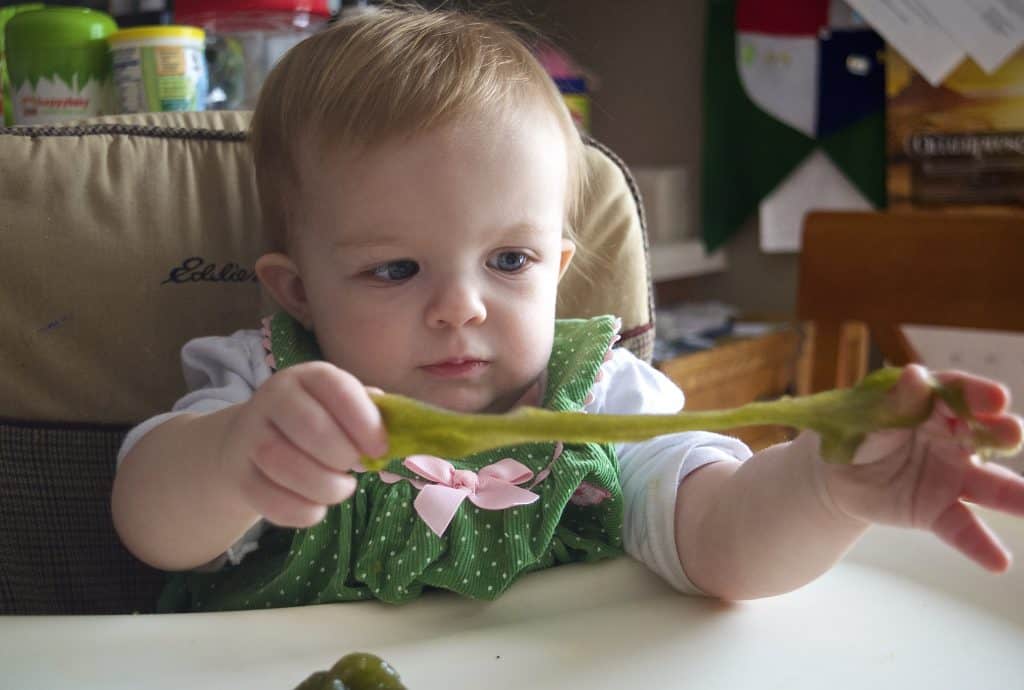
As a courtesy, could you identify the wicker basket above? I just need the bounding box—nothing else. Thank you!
[656,326,805,450]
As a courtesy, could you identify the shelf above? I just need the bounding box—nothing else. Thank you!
[649,239,727,282]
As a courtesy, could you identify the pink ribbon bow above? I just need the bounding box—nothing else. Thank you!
[380,456,540,537]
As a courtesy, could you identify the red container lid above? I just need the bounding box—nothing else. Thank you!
[175,0,331,21]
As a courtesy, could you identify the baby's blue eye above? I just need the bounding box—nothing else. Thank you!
[371,260,419,281]
[490,251,528,272]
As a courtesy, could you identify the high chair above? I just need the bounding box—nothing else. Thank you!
[796,210,1024,394]
[0,113,655,614]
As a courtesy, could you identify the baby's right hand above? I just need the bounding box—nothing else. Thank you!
[223,362,389,528]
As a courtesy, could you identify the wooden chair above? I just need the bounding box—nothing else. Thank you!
[796,210,1024,394]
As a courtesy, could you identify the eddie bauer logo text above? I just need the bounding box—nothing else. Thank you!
[162,257,259,284]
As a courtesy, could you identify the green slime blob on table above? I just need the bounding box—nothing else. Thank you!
[361,367,1020,471]
[295,652,407,689]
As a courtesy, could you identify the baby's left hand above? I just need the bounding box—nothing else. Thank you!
[818,365,1024,572]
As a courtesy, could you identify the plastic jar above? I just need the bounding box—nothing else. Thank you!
[4,7,118,125]
[0,3,43,125]
[174,0,332,110]
[108,26,209,113]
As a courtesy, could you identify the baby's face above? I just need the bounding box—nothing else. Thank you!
[289,107,574,413]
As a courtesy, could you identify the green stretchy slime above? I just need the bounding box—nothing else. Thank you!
[362,367,1021,471]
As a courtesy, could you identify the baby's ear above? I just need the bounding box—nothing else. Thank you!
[255,252,313,328]
[558,238,576,280]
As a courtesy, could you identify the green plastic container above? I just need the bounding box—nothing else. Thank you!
[0,3,43,126]
[5,7,118,124]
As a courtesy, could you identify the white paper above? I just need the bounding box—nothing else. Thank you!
[844,0,965,85]
[759,149,874,253]
[902,325,1024,471]
[929,0,1024,74]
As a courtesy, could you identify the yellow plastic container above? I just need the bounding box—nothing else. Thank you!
[108,25,208,113]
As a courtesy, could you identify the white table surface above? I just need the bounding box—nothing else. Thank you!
[3,507,1023,690]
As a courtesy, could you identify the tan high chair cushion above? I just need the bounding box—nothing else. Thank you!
[2,112,652,424]
[0,111,653,613]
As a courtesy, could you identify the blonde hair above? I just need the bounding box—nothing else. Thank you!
[250,4,587,251]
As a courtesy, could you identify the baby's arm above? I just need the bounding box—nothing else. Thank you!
[112,359,388,572]
[676,366,1024,600]
[112,405,262,571]
[674,432,866,600]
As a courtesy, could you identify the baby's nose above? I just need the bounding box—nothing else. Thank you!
[425,276,487,328]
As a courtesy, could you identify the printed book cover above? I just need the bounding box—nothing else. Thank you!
[887,48,1024,211]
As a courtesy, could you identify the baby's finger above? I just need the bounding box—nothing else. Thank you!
[267,380,362,472]
[919,401,1022,454]
[888,364,934,418]
[300,366,389,460]
[239,463,329,528]
[252,437,358,506]
[934,370,1011,416]
[931,501,1011,573]
[961,461,1024,518]
[972,413,1024,451]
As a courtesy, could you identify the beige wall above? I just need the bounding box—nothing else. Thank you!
[524,0,799,316]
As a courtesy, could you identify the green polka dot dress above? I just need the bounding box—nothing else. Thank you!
[157,313,624,612]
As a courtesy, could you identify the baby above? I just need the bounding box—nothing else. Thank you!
[112,6,1024,611]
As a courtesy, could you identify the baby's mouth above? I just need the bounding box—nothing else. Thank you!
[419,358,490,379]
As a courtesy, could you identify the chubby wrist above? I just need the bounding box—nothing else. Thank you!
[178,405,259,521]
[213,405,258,505]
[792,431,871,530]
